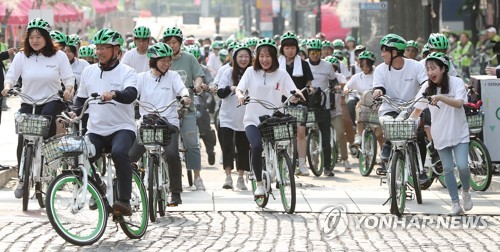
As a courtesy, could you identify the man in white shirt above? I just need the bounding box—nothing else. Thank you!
[121,26,151,73]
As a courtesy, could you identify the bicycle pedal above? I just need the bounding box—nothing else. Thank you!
[405,192,414,200]
[380,177,386,186]
[376,168,387,176]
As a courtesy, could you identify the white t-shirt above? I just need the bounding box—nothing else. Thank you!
[237,68,297,127]
[5,50,75,103]
[71,58,90,87]
[413,76,469,150]
[136,71,187,128]
[331,72,346,117]
[419,57,459,77]
[339,61,352,79]
[213,63,231,85]
[346,72,374,96]
[307,59,337,109]
[218,67,246,131]
[373,58,427,116]
[78,63,138,136]
[207,52,222,74]
[121,48,149,73]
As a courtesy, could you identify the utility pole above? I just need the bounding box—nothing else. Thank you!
[316,0,321,34]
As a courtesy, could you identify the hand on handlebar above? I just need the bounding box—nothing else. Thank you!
[101,91,115,102]
[373,89,383,99]
[63,89,74,101]
[181,96,192,106]
[1,88,10,97]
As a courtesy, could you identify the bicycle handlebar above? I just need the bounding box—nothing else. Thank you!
[135,96,182,114]
[8,89,63,106]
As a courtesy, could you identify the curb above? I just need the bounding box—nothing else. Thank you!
[0,168,17,188]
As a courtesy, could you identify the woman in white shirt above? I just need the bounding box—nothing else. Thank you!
[409,52,472,215]
[236,38,304,196]
[217,44,252,190]
[64,34,90,94]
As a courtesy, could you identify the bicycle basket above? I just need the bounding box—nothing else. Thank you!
[15,114,51,137]
[357,106,380,125]
[139,124,173,146]
[306,108,316,124]
[382,120,417,141]
[467,112,483,133]
[42,134,85,164]
[260,119,297,143]
[284,105,308,125]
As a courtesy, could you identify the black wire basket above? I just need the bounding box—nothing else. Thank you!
[139,124,173,146]
[15,114,51,137]
[467,112,483,134]
[284,105,308,125]
[357,106,380,125]
[42,134,85,164]
[260,120,297,143]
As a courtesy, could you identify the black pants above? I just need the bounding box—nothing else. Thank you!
[129,128,183,194]
[218,127,250,171]
[88,130,135,201]
[316,109,332,170]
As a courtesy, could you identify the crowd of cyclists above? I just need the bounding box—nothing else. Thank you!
[2,17,499,218]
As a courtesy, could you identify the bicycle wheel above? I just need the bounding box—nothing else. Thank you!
[359,131,377,176]
[407,144,422,204]
[307,129,324,177]
[35,158,52,208]
[148,154,158,222]
[119,169,148,239]
[158,161,169,217]
[468,139,492,191]
[278,150,296,214]
[438,169,462,189]
[46,173,107,246]
[330,126,339,166]
[249,150,269,208]
[390,150,406,217]
[22,145,33,211]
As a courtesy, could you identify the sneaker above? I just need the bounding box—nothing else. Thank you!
[236,177,248,190]
[297,165,310,176]
[169,193,182,206]
[112,201,132,216]
[254,185,266,196]
[194,177,206,191]
[343,160,352,171]
[381,143,391,161]
[419,172,429,184]
[462,190,473,211]
[14,181,24,199]
[222,176,233,189]
[450,202,464,216]
[354,135,361,145]
[208,152,216,166]
[324,169,335,177]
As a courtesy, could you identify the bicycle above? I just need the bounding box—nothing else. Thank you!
[356,104,380,176]
[241,93,299,214]
[135,97,182,222]
[8,89,62,211]
[44,93,148,246]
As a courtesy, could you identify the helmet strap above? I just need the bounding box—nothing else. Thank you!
[98,48,120,78]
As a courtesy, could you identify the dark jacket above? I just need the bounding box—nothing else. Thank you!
[0,50,9,91]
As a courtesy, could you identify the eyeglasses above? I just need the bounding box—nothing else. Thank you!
[95,45,113,51]
[405,48,418,53]
[309,50,321,56]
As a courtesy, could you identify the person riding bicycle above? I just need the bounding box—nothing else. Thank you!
[163,27,207,190]
[50,30,67,50]
[65,34,90,93]
[1,18,75,199]
[321,40,334,59]
[278,31,314,176]
[404,40,419,60]
[75,28,138,216]
[121,26,151,73]
[128,42,190,206]
[235,38,305,197]
[79,45,97,64]
[372,33,427,178]
[409,52,472,215]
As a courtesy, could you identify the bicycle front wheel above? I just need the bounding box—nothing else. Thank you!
[158,160,169,217]
[407,144,422,204]
[468,139,492,191]
[22,145,33,211]
[148,155,159,222]
[359,130,377,176]
[278,150,296,214]
[46,173,107,246]
[390,150,406,217]
[119,169,148,239]
[307,129,324,177]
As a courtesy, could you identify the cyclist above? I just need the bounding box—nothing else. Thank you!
[306,39,337,176]
[345,36,357,67]
[422,43,430,59]
[244,37,259,55]
[213,41,239,86]
[79,46,97,64]
[333,49,352,79]
[65,34,90,92]
[163,27,206,190]
[409,52,472,215]
[321,40,334,59]
[404,40,419,60]
[423,33,458,77]
[50,30,67,50]
[207,40,224,76]
[235,38,305,196]
[372,33,427,178]
[217,44,252,190]
[1,18,75,198]
[351,45,366,75]
[129,42,190,206]
[122,26,151,73]
[75,28,138,216]
[278,31,314,176]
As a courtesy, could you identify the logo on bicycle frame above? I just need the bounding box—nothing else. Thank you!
[318,205,349,239]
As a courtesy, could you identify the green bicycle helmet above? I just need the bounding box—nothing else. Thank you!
[406,40,419,49]
[50,30,67,43]
[426,51,449,70]
[66,34,80,48]
[345,36,355,43]
[280,31,299,43]
[27,18,51,32]
[93,28,124,46]
[219,49,229,62]
[133,26,151,39]
[422,43,430,54]
[332,39,345,48]
[163,27,183,40]
[333,49,344,58]
[300,39,308,48]
[232,44,251,57]
[428,33,449,50]
[306,39,323,50]
[325,56,340,67]
[322,40,334,49]
[79,46,95,58]
[147,42,173,58]
[380,33,407,51]
[358,50,376,62]
[187,45,201,59]
[227,41,240,52]
[245,37,259,47]
[224,37,236,48]
[256,38,277,51]
[128,42,136,50]
[211,40,224,50]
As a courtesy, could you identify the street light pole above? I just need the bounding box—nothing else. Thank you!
[316,0,321,34]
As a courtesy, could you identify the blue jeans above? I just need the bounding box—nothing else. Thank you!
[437,142,470,203]
[246,125,264,181]
[180,111,201,171]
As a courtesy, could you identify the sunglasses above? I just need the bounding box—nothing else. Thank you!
[309,50,321,56]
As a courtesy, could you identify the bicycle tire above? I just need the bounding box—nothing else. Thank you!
[148,154,158,222]
[46,172,107,246]
[278,150,296,214]
[468,139,493,191]
[35,157,49,208]
[390,150,406,217]
[330,126,339,166]
[359,131,377,176]
[249,150,269,208]
[407,144,422,204]
[307,129,324,177]
[158,160,168,217]
[120,169,148,239]
[22,145,33,211]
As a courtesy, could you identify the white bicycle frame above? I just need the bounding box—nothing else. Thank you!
[262,139,290,194]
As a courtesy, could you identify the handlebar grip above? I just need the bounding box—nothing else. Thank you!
[91,92,99,98]
[58,90,64,98]
[176,95,182,101]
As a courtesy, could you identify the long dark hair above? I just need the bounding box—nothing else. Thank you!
[425,58,450,95]
[23,28,58,57]
[232,48,252,85]
[253,45,279,72]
